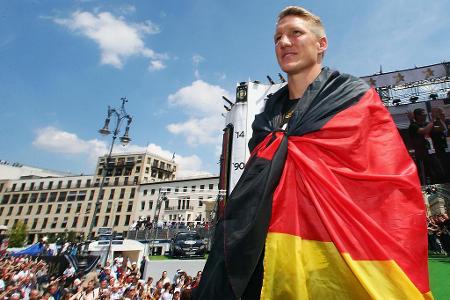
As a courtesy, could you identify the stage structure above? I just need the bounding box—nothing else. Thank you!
[219,62,450,200]
[147,187,226,253]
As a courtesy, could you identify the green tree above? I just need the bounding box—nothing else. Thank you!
[9,221,28,247]
[66,230,78,243]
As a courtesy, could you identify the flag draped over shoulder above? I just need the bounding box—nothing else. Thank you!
[194,68,432,300]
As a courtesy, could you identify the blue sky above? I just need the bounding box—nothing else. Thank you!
[1,0,449,177]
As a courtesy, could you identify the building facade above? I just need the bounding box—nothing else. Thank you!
[0,152,178,244]
[134,176,220,229]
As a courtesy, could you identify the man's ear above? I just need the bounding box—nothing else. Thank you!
[318,36,328,54]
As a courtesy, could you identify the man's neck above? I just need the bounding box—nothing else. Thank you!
[287,64,322,100]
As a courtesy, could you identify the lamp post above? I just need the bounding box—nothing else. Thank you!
[85,97,132,264]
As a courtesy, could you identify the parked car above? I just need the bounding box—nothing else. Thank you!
[170,231,206,258]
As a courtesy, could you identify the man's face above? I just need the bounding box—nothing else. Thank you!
[29,290,40,300]
[274,15,327,75]
[162,271,167,278]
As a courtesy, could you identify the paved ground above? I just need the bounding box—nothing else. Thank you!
[143,258,206,281]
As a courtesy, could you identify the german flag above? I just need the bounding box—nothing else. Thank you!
[194,69,432,300]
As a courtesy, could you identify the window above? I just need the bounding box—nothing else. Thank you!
[135,166,141,173]
[67,180,72,188]
[36,205,42,214]
[109,189,115,200]
[164,200,169,209]
[56,204,62,214]
[151,189,155,195]
[145,167,149,174]
[133,176,139,184]
[72,217,78,227]
[62,217,68,228]
[77,190,86,201]
[106,202,112,213]
[124,177,129,185]
[57,181,62,189]
[89,190,95,200]
[209,184,214,190]
[7,207,13,216]
[32,219,38,229]
[119,188,125,199]
[20,194,29,203]
[157,172,163,179]
[39,182,44,190]
[18,206,23,215]
[141,201,145,210]
[191,185,196,191]
[86,203,91,213]
[20,183,25,191]
[114,177,119,186]
[42,218,48,229]
[143,189,148,196]
[149,201,153,210]
[76,203,82,213]
[183,186,187,192]
[11,194,19,204]
[115,168,123,176]
[67,191,77,201]
[83,217,88,227]
[29,193,37,203]
[97,168,103,176]
[27,206,32,214]
[103,216,109,227]
[30,182,35,190]
[199,196,203,207]
[86,179,91,187]
[93,216,99,227]
[0,207,3,216]
[39,193,47,203]
[58,192,67,202]
[127,202,133,212]
[114,216,120,226]
[151,169,157,177]
[124,215,130,226]
[11,183,16,191]
[51,219,57,229]
[48,192,57,202]
[117,202,123,212]
[66,204,72,213]
[200,184,205,190]
[130,188,135,199]
[1,195,10,205]
[76,180,81,188]
[124,167,132,176]
[98,190,104,200]
[48,181,53,190]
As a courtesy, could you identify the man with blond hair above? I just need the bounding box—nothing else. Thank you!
[194,6,431,300]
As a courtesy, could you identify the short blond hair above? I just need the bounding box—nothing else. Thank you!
[277,6,325,38]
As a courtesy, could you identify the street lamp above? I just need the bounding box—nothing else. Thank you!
[85,97,132,264]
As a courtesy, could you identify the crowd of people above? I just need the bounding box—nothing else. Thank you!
[0,254,201,299]
[427,213,450,255]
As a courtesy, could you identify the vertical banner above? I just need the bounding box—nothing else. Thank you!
[223,82,285,194]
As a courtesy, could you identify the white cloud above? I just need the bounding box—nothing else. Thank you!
[32,126,209,177]
[192,54,204,65]
[149,60,166,71]
[168,80,232,115]
[167,116,223,146]
[32,126,107,160]
[166,80,231,149]
[53,11,166,70]
[192,54,204,79]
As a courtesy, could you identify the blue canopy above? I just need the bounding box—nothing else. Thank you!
[11,243,43,256]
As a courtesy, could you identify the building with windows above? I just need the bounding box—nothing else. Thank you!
[0,151,178,244]
[135,176,220,229]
